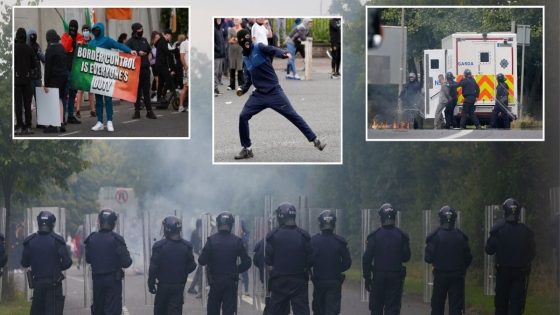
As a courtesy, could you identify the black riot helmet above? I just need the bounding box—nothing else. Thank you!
[162,216,182,240]
[378,203,397,227]
[502,198,521,223]
[37,211,56,233]
[318,209,337,231]
[464,69,472,77]
[216,212,234,232]
[497,73,506,83]
[438,206,457,229]
[446,71,455,82]
[275,203,297,227]
[98,209,118,231]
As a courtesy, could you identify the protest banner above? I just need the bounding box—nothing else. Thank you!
[71,45,140,103]
[35,87,62,127]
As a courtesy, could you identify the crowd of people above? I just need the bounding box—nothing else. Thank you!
[14,19,189,135]
[214,17,342,96]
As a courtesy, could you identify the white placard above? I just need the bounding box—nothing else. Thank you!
[35,87,61,127]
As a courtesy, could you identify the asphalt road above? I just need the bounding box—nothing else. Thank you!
[15,99,189,139]
[367,128,544,141]
[214,58,342,163]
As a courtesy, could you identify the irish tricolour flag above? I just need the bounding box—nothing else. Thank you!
[71,45,140,103]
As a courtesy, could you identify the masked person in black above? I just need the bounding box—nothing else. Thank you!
[21,211,72,315]
[14,27,36,135]
[266,203,313,315]
[126,23,157,120]
[486,198,535,315]
[399,73,422,109]
[85,209,132,315]
[491,73,511,129]
[43,30,68,133]
[457,69,481,129]
[0,233,7,277]
[425,206,472,315]
[187,219,203,295]
[155,29,176,103]
[198,212,252,315]
[329,18,341,79]
[148,216,197,315]
[444,72,458,129]
[27,29,45,127]
[311,210,352,315]
[362,203,410,315]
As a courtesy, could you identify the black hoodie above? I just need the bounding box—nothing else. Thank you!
[14,28,36,85]
[44,30,67,87]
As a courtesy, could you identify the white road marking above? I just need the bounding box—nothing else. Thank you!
[59,131,80,137]
[441,129,473,139]
[122,120,140,124]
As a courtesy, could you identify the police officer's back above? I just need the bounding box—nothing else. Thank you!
[265,203,313,315]
[485,198,535,315]
[425,206,472,315]
[457,69,481,129]
[148,216,197,315]
[491,73,511,129]
[311,210,351,315]
[85,209,132,315]
[198,212,251,315]
[362,203,410,315]
[21,211,72,315]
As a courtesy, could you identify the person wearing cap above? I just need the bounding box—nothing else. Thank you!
[21,211,72,314]
[126,22,157,120]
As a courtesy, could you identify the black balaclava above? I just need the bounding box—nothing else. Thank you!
[237,29,252,56]
[46,29,60,44]
[69,20,79,38]
[131,23,143,39]
[29,32,37,44]
[15,28,27,44]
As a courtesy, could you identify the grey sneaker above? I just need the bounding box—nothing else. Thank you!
[313,138,326,151]
[234,148,254,160]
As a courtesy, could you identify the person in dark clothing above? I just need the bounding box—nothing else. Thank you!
[234,29,326,160]
[399,73,422,109]
[457,69,481,129]
[155,29,176,103]
[21,211,72,315]
[363,203,410,315]
[485,198,535,315]
[187,219,203,295]
[43,29,68,133]
[266,203,313,315]
[27,29,45,128]
[311,210,352,315]
[214,19,226,96]
[14,27,36,135]
[148,216,197,315]
[60,19,84,125]
[490,73,511,129]
[444,72,458,129]
[198,212,252,315]
[117,33,127,44]
[425,206,472,315]
[126,23,157,120]
[0,233,7,276]
[85,209,132,315]
[329,18,341,78]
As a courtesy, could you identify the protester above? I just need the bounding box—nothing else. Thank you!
[227,18,244,91]
[214,19,225,96]
[155,29,175,103]
[75,24,96,118]
[117,32,127,44]
[43,29,67,133]
[150,31,160,101]
[27,29,45,128]
[14,27,36,135]
[61,19,84,125]
[285,18,313,80]
[179,33,190,112]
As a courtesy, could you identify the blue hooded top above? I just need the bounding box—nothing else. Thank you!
[88,22,132,53]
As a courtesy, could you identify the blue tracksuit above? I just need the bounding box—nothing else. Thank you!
[239,43,316,148]
[89,22,132,123]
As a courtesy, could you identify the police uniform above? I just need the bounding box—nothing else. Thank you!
[198,230,251,315]
[425,227,472,315]
[265,225,313,315]
[311,230,352,315]
[457,76,481,129]
[491,81,510,129]
[21,231,72,315]
[445,77,458,129]
[362,226,410,315]
[485,220,535,315]
[85,230,132,315]
[0,233,7,273]
[148,238,197,315]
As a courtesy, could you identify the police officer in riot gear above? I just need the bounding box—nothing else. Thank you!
[266,202,313,315]
[198,212,252,315]
[148,216,197,315]
[425,206,472,315]
[362,203,410,315]
[444,72,458,129]
[0,232,6,276]
[457,69,481,129]
[491,73,511,129]
[311,210,352,315]
[85,209,132,315]
[485,198,535,315]
[21,211,72,315]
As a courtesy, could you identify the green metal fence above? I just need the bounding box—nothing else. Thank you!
[276,18,331,43]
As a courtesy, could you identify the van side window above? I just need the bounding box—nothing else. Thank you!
[430,59,439,69]
[480,52,490,63]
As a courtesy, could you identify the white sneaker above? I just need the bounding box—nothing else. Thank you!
[91,121,104,131]
[178,106,185,112]
[151,95,158,102]
[107,121,114,132]
[293,74,301,80]
[286,73,294,80]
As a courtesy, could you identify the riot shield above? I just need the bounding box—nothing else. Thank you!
[200,212,213,308]
[141,211,155,306]
[232,215,244,303]
[251,216,267,311]
[0,207,5,302]
[296,195,309,231]
[422,209,462,303]
[484,205,525,296]
[360,208,401,302]
[25,207,67,302]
